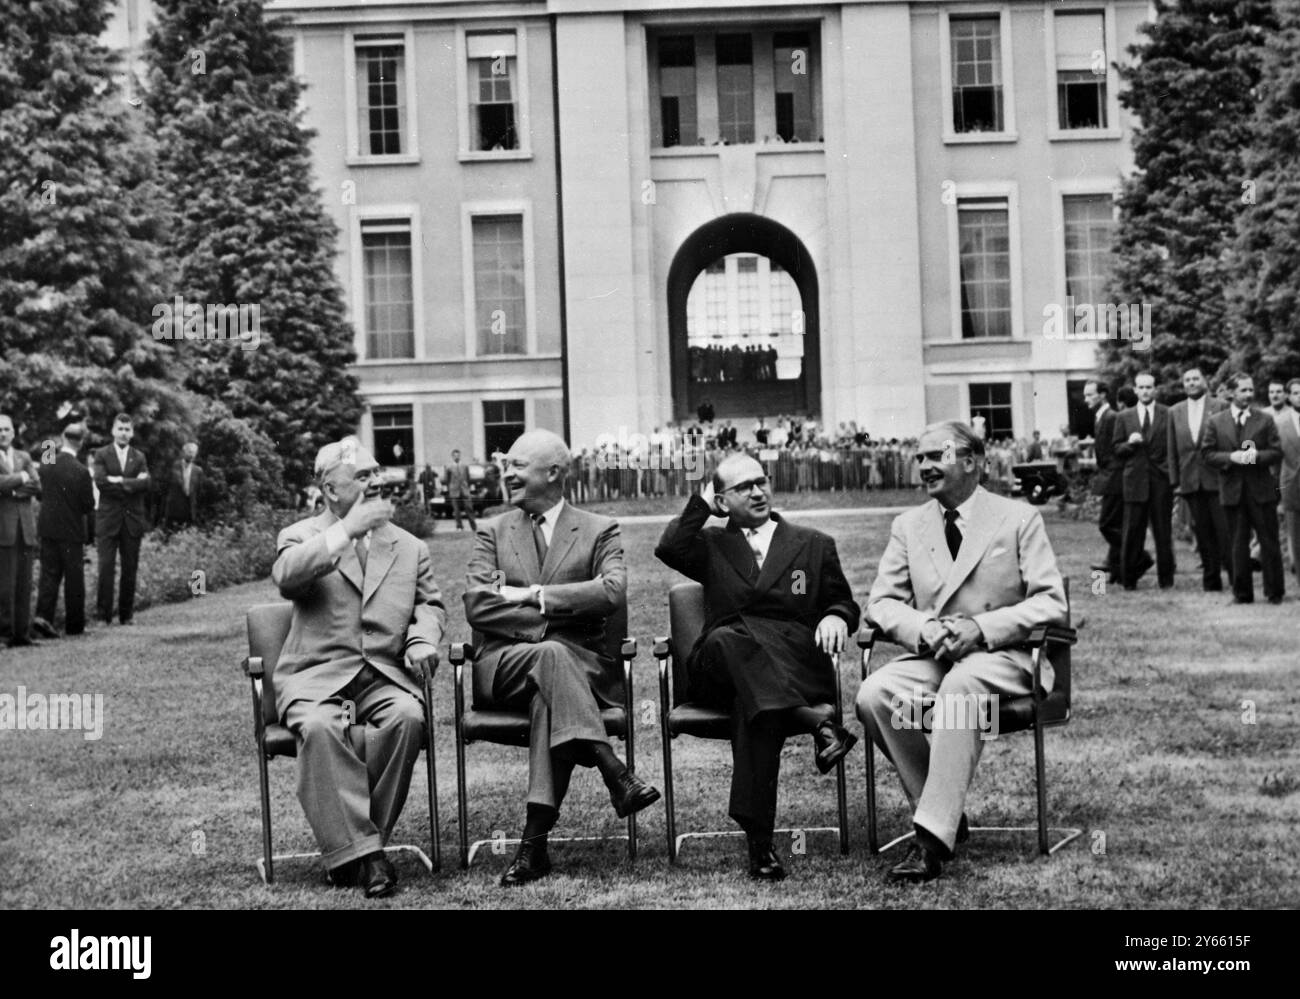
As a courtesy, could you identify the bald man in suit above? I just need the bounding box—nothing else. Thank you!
[856,421,1067,883]
[273,437,445,897]
[465,429,659,887]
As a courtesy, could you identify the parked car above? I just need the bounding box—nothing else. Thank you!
[426,461,503,517]
[375,465,415,503]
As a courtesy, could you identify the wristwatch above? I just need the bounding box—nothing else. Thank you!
[529,584,543,608]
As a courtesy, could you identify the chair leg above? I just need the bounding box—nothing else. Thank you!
[1034,721,1049,856]
[661,722,678,864]
[256,747,274,884]
[455,731,469,871]
[624,721,637,861]
[423,704,440,873]
[832,662,849,854]
[865,736,879,854]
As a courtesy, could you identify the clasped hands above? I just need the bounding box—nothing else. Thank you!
[920,614,985,663]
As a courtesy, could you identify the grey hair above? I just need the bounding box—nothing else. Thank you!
[314,436,366,483]
[921,420,985,458]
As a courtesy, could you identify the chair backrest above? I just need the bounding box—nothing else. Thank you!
[668,581,706,707]
[247,602,294,727]
[1051,577,1072,710]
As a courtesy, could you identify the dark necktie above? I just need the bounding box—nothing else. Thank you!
[944,509,962,559]
[1238,410,1247,431]
[1141,407,1150,433]
[531,513,548,566]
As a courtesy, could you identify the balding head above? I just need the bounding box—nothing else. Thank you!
[503,429,570,514]
[712,452,771,528]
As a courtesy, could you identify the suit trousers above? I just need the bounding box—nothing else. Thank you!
[1182,489,1231,589]
[856,652,1033,853]
[284,666,426,870]
[1097,493,1123,575]
[36,539,86,634]
[450,494,476,530]
[0,540,34,642]
[489,640,611,810]
[97,529,142,622]
[1224,498,1285,602]
[1285,508,1300,580]
[1122,477,1174,586]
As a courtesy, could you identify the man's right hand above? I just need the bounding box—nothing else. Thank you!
[342,496,393,537]
[1128,431,1143,444]
[699,481,726,517]
[920,618,952,653]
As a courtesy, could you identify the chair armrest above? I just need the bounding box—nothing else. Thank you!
[652,637,671,706]
[1026,625,1078,649]
[620,636,636,706]
[856,627,878,679]
[244,656,264,678]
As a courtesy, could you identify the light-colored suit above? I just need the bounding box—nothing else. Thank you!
[0,446,41,642]
[1276,409,1300,574]
[464,501,626,809]
[272,511,446,868]
[856,486,1067,852]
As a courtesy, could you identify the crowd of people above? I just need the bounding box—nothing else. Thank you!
[688,343,780,382]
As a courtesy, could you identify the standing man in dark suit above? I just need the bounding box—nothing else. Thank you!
[1113,373,1174,589]
[444,449,476,531]
[0,414,42,647]
[32,423,94,639]
[465,429,659,887]
[1167,367,1231,592]
[1278,379,1300,582]
[93,414,150,625]
[1084,381,1125,582]
[1202,374,1285,604]
[162,442,203,532]
[656,454,860,881]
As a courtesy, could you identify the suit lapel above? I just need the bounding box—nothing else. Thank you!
[362,524,399,605]
[0,449,9,474]
[753,516,804,594]
[320,511,364,594]
[918,499,954,582]
[540,503,578,583]
[935,490,1003,612]
[509,509,543,582]
[720,522,759,584]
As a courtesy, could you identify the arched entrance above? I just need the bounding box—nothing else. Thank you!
[667,213,820,422]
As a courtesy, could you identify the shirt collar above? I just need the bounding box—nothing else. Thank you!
[1232,404,1250,420]
[942,487,981,529]
[746,516,778,542]
[534,496,565,526]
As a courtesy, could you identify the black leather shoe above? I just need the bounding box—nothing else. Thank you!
[360,851,397,898]
[324,858,361,888]
[608,769,661,818]
[887,843,942,883]
[1135,551,1155,580]
[747,838,787,882]
[813,720,858,774]
[500,841,552,887]
[31,617,58,639]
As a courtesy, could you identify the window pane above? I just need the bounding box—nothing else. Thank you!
[1063,194,1116,317]
[1058,70,1106,129]
[469,47,519,151]
[658,37,698,146]
[716,34,754,144]
[958,203,1011,339]
[950,18,1003,133]
[361,223,414,359]
[484,399,526,457]
[372,406,414,466]
[473,216,526,355]
[970,383,1014,439]
[773,32,815,142]
[357,44,404,155]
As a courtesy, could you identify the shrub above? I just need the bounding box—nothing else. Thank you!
[389,500,433,540]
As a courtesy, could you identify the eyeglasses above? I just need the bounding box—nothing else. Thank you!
[723,476,769,494]
[912,448,972,465]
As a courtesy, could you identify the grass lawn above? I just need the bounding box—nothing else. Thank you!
[1,504,1297,909]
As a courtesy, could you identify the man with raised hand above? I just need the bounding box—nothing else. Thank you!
[465,429,659,887]
[656,453,860,881]
[273,437,445,898]
[856,421,1067,883]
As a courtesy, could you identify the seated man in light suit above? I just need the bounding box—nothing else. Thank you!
[465,429,660,887]
[272,437,445,898]
[856,421,1068,883]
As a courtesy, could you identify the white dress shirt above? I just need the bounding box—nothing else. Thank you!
[1186,395,1205,441]
[745,516,778,567]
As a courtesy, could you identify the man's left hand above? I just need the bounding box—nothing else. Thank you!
[499,585,536,605]
[814,615,848,656]
[407,646,438,679]
[935,615,984,661]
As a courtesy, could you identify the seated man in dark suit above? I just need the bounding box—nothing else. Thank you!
[465,429,660,887]
[656,454,861,881]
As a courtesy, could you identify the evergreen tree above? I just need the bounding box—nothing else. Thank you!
[1102,0,1277,392]
[0,0,192,451]
[1227,0,1300,380]
[145,0,362,490]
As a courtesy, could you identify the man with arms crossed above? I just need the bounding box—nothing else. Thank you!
[93,414,149,624]
[273,438,445,897]
[856,421,1067,883]
[656,454,860,881]
[465,430,659,887]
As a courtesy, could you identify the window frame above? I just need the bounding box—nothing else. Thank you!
[343,27,420,166]
[946,181,1023,341]
[371,404,416,467]
[461,201,537,359]
[349,204,425,364]
[966,381,1016,440]
[939,6,1017,145]
[1051,178,1122,324]
[456,24,533,162]
[1044,4,1122,141]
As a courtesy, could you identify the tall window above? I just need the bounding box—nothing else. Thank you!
[1063,194,1116,307]
[958,199,1011,338]
[970,383,1013,440]
[361,219,414,359]
[685,254,804,383]
[472,215,526,355]
[356,39,406,155]
[658,36,697,147]
[468,32,518,151]
[715,34,754,144]
[950,17,1003,133]
[483,400,525,457]
[1055,12,1106,129]
[372,406,414,466]
[773,31,814,142]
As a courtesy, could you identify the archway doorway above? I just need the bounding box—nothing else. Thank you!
[667,213,820,422]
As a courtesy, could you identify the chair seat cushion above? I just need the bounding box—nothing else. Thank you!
[998,691,1069,732]
[667,703,733,740]
[463,707,627,746]
[262,723,297,758]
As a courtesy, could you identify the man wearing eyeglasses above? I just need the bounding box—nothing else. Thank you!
[656,454,860,881]
[856,421,1067,883]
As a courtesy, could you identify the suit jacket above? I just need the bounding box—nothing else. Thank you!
[1201,407,1282,507]
[1166,396,1225,494]
[464,502,626,709]
[271,513,446,721]
[37,451,94,543]
[1112,403,1170,502]
[1090,407,1122,496]
[445,462,472,497]
[655,494,860,681]
[164,459,203,522]
[866,487,1068,691]
[0,447,41,546]
[1276,408,1300,512]
[93,445,150,538]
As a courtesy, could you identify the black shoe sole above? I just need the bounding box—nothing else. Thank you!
[614,786,662,819]
[815,732,859,774]
[500,864,553,888]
